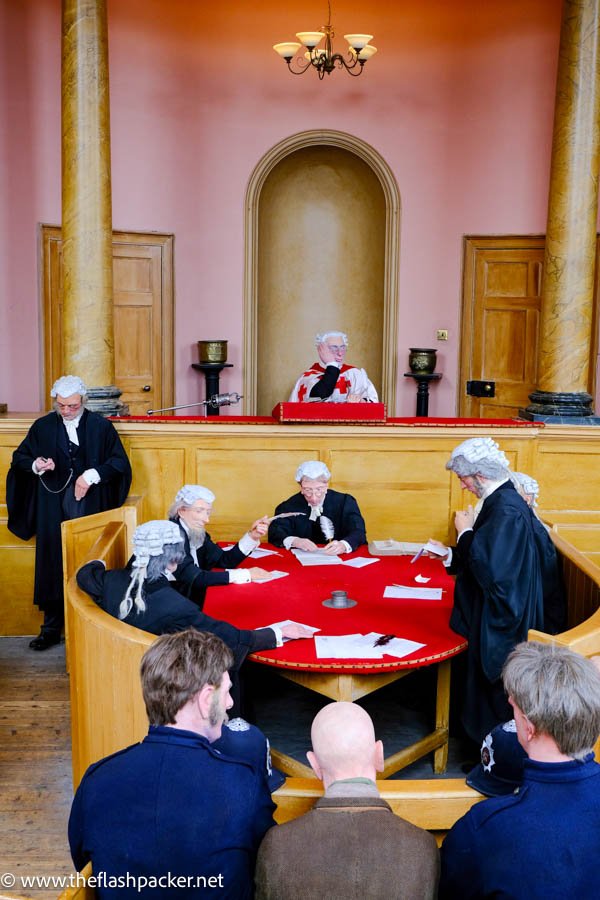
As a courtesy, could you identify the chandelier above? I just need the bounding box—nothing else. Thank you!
[273,1,377,79]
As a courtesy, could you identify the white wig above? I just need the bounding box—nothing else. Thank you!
[446,437,510,481]
[295,460,331,482]
[315,331,349,347]
[120,520,183,619]
[50,375,87,398]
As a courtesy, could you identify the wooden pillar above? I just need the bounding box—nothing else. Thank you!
[61,0,114,390]
[527,0,600,419]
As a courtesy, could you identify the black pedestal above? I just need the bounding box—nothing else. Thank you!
[191,363,233,416]
[403,372,442,417]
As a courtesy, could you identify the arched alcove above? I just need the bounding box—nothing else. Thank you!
[244,130,401,415]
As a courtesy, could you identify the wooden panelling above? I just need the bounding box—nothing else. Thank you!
[4,417,600,634]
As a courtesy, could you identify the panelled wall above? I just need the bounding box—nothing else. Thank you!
[2,417,599,635]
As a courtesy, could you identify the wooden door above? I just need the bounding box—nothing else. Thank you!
[41,227,174,415]
[460,237,544,417]
[460,236,599,418]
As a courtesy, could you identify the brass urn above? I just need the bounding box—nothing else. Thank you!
[198,340,228,364]
[408,348,437,375]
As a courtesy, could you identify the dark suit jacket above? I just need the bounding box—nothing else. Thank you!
[76,561,277,669]
[267,489,366,551]
[170,516,247,608]
[69,725,276,899]
[255,792,439,900]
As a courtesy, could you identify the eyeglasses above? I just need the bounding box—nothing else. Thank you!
[325,345,347,353]
[57,403,81,411]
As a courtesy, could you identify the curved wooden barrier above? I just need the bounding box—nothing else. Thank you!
[64,510,600,833]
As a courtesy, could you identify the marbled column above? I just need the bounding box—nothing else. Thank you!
[528,0,600,417]
[61,0,114,387]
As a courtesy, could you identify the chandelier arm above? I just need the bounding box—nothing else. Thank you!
[285,57,313,75]
[331,53,366,76]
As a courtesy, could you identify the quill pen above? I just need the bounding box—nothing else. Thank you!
[267,512,308,523]
[319,515,335,541]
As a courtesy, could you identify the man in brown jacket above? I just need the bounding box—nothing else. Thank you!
[255,702,439,900]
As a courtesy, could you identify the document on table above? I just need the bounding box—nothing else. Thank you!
[248,547,282,559]
[252,570,289,582]
[383,584,443,600]
[341,556,380,568]
[315,632,426,659]
[291,549,342,566]
[369,539,423,555]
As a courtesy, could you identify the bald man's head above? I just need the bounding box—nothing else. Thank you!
[307,702,384,788]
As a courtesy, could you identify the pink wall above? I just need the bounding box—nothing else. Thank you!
[0,0,563,414]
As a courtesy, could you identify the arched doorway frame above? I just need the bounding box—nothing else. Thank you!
[243,129,401,414]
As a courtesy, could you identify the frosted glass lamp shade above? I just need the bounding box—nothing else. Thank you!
[344,33,373,50]
[358,44,377,60]
[296,31,323,48]
[273,42,302,59]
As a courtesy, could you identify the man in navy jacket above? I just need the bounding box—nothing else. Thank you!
[440,641,600,899]
[69,630,276,899]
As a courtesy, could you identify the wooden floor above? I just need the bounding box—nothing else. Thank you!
[0,638,73,900]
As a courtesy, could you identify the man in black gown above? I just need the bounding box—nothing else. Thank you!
[427,438,544,744]
[268,460,366,555]
[7,375,131,650]
[77,520,313,671]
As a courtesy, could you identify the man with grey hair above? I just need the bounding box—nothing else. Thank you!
[7,375,131,650]
[255,702,439,899]
[426,438,544,743]
[440,642,600,899]
[289,330,378,403]
[268,460,366,555]
[169,484,275,608]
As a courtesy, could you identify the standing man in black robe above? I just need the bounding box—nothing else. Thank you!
[426,438,544,744]
[6,375,132,650]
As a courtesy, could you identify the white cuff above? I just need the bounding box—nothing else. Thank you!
[32,461,43,475]
[82,468,101,485]
[270,625,284,647]
[341,540,352,554]
[443,547,453,567]
[238,532,259,556]
[283,536,296,550]
[457,527,473,540]
[228,569,252,584]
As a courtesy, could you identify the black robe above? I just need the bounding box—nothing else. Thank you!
[6,410,132,614]
[448,481,544,743]
[76,561,277,670]
[170,517,248,608]
[267,489,367,551]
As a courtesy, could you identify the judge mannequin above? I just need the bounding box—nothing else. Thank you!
[289,331,378,403]
[7,375,131,650]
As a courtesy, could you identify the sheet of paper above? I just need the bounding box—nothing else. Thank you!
[384,584,443,600]
[252,570,288,582]
[264,620,321,642]
[291,549,342,566]
[248,547,282,559]
[376,636,426,659]
[314,634,383,659]
[341,556,380,568]
[414,574,431,583]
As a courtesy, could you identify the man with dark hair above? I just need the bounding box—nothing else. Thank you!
[255,702,439,900]
[69,630,277,899]
[76,520,313,670]
[427,438,544,742]
[440,642,600,899]
[7,374,131,650]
